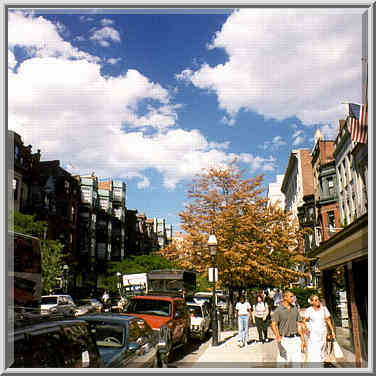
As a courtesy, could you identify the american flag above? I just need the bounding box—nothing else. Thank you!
[347,102,368,144]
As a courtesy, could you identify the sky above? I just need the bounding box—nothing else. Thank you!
[7,7,366,232]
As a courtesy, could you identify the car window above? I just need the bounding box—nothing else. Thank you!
[12,334,30,367]
[188,306,203,318]
[125,299,171,317]
[174,301,186,318]
[62,323,100,367]
[28,329,65,367]
[41,297,57,305]
[91,323,124,348]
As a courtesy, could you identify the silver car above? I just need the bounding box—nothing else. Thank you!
[40,295,76,316]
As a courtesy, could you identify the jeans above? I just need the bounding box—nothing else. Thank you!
[237,315,249,344]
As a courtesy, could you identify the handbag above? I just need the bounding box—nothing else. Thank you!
[324,340,336,363]
[332,340,345,361]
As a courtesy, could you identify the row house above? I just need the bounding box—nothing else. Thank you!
[266,174,285,211]
[36,160,81,262]
[281,149,314,286]
[98,180,127,262]
[153,218,168,249]
[311,132,340,243]
[8,130,41,213]
[288,114,368,366]
[310,118,368,367]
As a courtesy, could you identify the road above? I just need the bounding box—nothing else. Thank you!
[165,334,212,368]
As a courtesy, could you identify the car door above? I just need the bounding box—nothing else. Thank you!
[125,319,155,367]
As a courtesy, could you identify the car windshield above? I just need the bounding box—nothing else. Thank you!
[194,297,211,304]
[188,306,203,317]
[77,299,90,305]
[125,299,171,317]
[92,324,124,348]
[41,297,57,305]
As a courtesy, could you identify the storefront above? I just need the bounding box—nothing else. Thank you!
[311,213,368,367]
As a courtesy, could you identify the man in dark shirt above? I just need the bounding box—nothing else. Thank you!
[271,289,306,367]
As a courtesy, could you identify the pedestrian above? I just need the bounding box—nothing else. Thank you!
[102,290,109,303]
[273,288,282,307]
[235,295,252,347]
[252,294,270,343]
[303,294,336,367]
[271,289,306,367]
[264,291,275,314]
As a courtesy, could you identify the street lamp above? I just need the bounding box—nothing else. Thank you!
[208,233,219,346]
[63,264,69,294]
[116,272,122,297]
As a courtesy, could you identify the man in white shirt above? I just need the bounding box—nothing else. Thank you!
[235,296,252,347]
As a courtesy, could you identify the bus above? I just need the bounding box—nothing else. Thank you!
[8,231,42,309]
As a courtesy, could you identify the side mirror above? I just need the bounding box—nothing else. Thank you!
[156,340,167,353]
[128,342,141,351]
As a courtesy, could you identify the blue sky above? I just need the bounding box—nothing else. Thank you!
[8,8,365,231]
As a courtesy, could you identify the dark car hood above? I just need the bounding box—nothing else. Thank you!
[97,347,123,367]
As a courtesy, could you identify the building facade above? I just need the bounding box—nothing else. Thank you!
[266,174,285,210]
[281,149,314,221]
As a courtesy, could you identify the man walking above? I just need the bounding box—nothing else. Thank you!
[235,295,252,347]
[271,290,306,367]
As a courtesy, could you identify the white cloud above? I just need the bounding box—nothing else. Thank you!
[292,130,303,138]
[8,49,17,69]
[73,35,86,42]
[292,136,305,146]
[178,8,363,130]
[107,57,121,65]
[8,12,276,191]
[100,18,114,26]
[90,26,121,47]
[137,176,151,189]
[292,130,306,145]
[79,15,94,22]
[260,135,286,151]
[272,136,286,148]
[8,11,99,63]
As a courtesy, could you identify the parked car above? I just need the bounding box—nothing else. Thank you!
[109,296,126,313]
[74,299,98,316]
[9,314,104,367]
[40,295,76,316]
[187,301,211,341]
[124,295,190,361]
[85,298,103,312]
[77,313,166,367]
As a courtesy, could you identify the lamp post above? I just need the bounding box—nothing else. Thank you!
[116,271,122,297]
[208,233,219,346]
[63,264,69,294]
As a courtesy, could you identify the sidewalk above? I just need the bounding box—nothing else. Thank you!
[191,327,360,369]
[192,327,279,368]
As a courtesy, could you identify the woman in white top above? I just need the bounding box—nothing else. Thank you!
[303,295,336,366]
[235,296,252,347]
[252,295,269,343]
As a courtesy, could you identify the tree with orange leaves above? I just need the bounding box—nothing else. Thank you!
[159,162,310,295]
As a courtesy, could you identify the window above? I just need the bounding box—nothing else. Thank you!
[13,178,19,200]
[328,211,335,233]
[328,177,335,196]
[15,145,19,160]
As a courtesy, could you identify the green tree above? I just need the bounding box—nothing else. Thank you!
[9,210,65,294]
[102,254,179,293]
